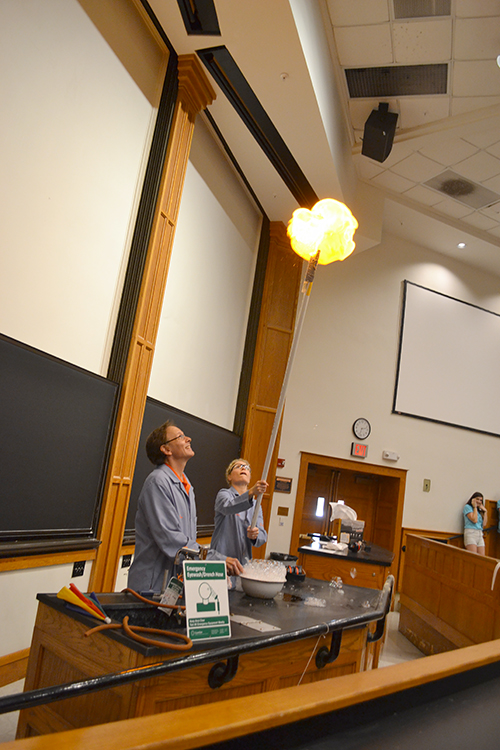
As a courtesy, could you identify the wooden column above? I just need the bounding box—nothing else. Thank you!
[90,55,216,592]
[240,222,302,557]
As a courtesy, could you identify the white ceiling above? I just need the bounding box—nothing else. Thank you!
[148,0,500,278]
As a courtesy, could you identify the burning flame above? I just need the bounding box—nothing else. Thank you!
[287,198,358,265]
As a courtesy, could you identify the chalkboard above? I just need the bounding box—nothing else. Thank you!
[125,397,241,539]
[0,334,118,552]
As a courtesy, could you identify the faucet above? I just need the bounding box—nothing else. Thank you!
[173,546,200,566]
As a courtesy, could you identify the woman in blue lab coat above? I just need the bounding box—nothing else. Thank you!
[211,459,268,564]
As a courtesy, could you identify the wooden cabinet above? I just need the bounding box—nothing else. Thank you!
[296,546,394,669]
[17,583,388,737]
[298,544,393,591]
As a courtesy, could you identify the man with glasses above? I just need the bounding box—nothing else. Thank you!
[128,420,244,592]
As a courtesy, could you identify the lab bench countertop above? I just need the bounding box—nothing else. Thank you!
[36,576,390,657]
[299,541,394,567]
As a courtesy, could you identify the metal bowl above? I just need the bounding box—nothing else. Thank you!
[239,576,285,599]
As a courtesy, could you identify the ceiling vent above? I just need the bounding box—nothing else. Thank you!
[345,64,447,98]
[424,170,500,210]
[393,0,451,19]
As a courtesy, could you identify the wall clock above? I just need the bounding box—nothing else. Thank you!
[352,418,371,440]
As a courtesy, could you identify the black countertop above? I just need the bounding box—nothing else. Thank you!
[299,541,394,567]
[37,576,391,658]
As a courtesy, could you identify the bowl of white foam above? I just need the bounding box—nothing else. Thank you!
[239,559,286,599]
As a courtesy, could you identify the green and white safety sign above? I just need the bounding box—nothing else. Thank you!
[183,560,231,642]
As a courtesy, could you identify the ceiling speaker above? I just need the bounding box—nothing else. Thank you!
[361,103,398,163]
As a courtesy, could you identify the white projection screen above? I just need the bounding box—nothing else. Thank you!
[393,281,500,436]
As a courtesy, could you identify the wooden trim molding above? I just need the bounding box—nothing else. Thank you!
[106,50,178,386]
[0,649,29,688]
[90,56,216,593]
[177,55,216,120]
[397,518,497,591]
[120,545,136,558]
[0,549,96,574]
[233,216,270,436]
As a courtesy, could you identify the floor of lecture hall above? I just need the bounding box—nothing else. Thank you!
[0,678,24,743]
[0,602,423,743]
[377,598,424,668]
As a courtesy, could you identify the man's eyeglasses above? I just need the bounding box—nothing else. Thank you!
[164,433,187,445]
[233,463,250,471]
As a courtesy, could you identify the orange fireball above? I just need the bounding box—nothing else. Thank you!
[287,198,358,265]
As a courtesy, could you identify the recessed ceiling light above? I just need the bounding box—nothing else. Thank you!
[457,242,466,248]
[497,55,500,68]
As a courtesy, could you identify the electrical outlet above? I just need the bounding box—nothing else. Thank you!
[121,554,132,568]
[423,479,431,492]
[72,560,85,578]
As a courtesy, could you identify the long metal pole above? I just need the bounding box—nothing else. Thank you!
[251,254,318,528]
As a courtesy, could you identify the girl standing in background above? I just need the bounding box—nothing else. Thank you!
[463,491,487,555]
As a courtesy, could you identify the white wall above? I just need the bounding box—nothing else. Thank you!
[0,563,91,656]
[0,0,155,375]
[148,116,262,430]
[267,232,500,552]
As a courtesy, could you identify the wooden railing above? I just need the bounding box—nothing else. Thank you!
[3,638,500,749]
[0,650,29,690]
[397,501,500,589]
[400,533,500,655]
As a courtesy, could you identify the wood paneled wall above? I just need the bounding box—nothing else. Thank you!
[400,533,500,655]
[397,527,464,591]
[240,222,303,556]
[398,499,500,590]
